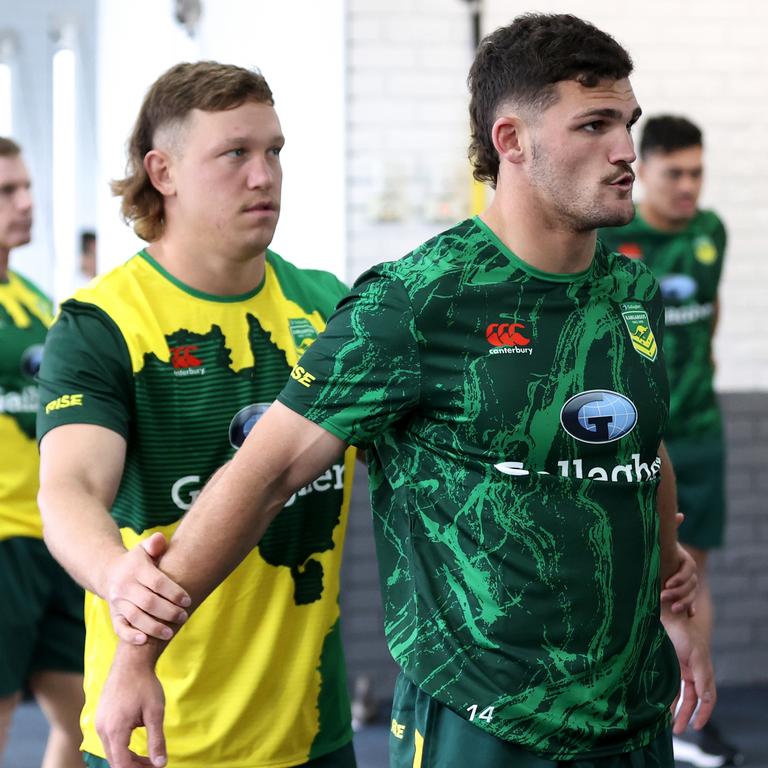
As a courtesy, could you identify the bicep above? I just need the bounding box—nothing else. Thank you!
[233,401,347,499]
[39,424,127,509]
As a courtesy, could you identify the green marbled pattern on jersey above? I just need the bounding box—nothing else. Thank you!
[280,218,678,758]
[600,210,725,439]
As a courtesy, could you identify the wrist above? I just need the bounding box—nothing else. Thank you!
[94,543,129,599]
[660,602,691,627]
[113,637,164,670]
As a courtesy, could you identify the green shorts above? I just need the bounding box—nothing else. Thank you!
[389,674,673,768]
[83,741,356,767]
[665,435,726,550]
[0,536,85,696]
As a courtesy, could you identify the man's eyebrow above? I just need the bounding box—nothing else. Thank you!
[573,106,643,122]
[212,134,285,151]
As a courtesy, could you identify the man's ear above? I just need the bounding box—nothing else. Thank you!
[492,115,527,166]
[636,160,646,183]
[144,149,176,196]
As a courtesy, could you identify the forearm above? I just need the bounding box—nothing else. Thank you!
[159,453,294,609]
[160,404,346,613]
[108,404,347,672]
[38,424,128,598]
[108,466,287,668]
[38,480,125,596]
[657,441,679,584]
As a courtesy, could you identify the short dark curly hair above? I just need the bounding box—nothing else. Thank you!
[639,115,702,159]
[468,13,633,187]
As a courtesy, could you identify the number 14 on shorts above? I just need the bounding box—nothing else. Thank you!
[466,705,494,722]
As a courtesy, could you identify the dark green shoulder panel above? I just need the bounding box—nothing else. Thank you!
[598,245,660,303]
[696,209,727,251]
[266,250,348,319]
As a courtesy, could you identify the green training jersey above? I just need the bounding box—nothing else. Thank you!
[0,270,52,541]
[279,217,679,760]
[37,249,355,767]
[600,209,726,439]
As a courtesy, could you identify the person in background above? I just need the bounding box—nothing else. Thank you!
[76,230,98,287]
[600,115,741,768]
[0,136,85,768]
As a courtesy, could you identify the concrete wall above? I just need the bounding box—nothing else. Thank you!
[711,393,768,683]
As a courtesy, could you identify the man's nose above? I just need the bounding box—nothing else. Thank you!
[610,129,637,166]
[246,156,274,189]
[15,186,32,213]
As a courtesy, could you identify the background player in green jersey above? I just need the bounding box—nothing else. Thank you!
[36,64,356,768]
[600,117,740,767]
[91,15,710,768]
[0,137,85,767]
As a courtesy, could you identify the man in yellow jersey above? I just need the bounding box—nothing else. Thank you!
[0,137,85,767]
[36,63,356,768]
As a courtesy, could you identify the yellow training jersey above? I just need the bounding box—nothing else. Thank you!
[37,250,355,766]
[0,270,52,541]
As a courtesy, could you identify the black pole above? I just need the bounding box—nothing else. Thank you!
[461,0,482,50]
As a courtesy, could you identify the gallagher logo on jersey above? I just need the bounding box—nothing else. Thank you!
[660,274,714,327]
[20,344,44,378]
[229,402,271,449]
[659,274,697,304]
[486,322,533,356]
[560,389,638,444]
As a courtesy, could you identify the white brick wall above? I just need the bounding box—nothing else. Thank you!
[346,0,475,279]
[347,0,768,391]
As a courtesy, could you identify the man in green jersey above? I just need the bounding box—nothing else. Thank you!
[600,117,739,767]
[0,137,85,767]
[92,15,712,768]
[36,64,357,767]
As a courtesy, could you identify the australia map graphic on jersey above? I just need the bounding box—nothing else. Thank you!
[121,321,344,605]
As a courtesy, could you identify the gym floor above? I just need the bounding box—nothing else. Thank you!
[3,684,766,768]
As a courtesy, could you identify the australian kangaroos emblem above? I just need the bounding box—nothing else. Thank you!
[621,302,657,361]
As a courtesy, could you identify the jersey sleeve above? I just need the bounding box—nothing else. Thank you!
[36,300,134,442]
[648,274,665,351]
[711,212,727,289]
[277,268,421,446]
[318,271,349,307]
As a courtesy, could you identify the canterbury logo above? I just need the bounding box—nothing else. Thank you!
[486,322,530,347]
[171,345,202,369]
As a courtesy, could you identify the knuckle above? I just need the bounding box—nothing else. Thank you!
[150,621,167,637]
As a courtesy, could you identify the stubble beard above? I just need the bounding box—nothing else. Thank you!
[528,144,634,233]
